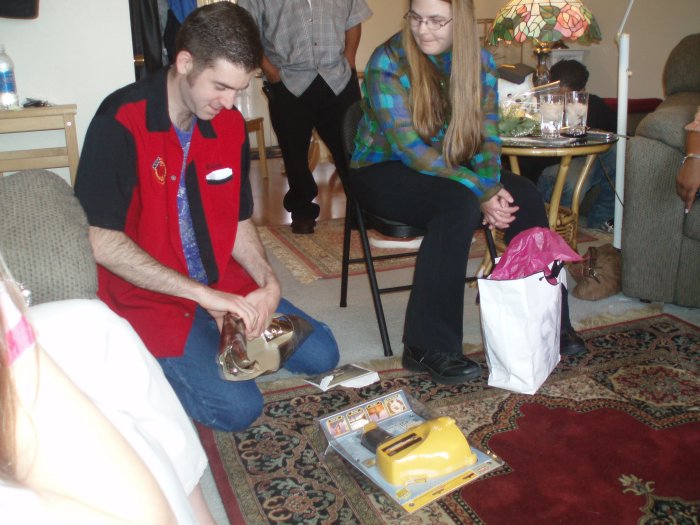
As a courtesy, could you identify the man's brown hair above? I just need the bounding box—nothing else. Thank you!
[176,2,263,73]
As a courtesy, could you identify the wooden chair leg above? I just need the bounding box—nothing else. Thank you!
[255,127,269,179]
[245,117,269,179]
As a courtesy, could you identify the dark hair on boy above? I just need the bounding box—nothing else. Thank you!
[175,2,263,73]
[549,59,589,91]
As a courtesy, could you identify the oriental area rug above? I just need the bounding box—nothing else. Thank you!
[198,314,700,525]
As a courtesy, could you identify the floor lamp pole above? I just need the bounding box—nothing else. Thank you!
[614,0,635,249]
[614,32,629,249]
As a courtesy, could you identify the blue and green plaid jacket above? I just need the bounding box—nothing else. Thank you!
[350,32,502,202]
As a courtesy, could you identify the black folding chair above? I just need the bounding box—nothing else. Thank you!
[339,100,497,356]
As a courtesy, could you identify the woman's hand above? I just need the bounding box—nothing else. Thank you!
[677,157,700,213]
[480,188,520,230]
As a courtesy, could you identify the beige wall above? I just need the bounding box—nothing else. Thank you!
[1,0,698,172]
[0,0,134,182]
[357,0,406,71]
[486,0,699,99]
[358,0,700,99]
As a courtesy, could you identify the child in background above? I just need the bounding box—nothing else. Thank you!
[535,60,618,231]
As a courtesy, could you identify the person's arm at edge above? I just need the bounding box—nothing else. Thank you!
[344,24,361,69]
[677,122,700,213]
[13,345,176,525]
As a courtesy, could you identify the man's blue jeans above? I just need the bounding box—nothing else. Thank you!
[158,298,339,432]
[536,144,617,229]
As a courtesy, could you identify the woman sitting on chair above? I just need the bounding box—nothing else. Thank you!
[348,0,586,384]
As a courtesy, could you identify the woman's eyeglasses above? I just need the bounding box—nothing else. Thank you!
[404,12,453,31]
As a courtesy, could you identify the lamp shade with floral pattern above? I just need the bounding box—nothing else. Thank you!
[488,0,602,47]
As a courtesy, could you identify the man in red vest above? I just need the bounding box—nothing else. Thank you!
[75,3,339,432]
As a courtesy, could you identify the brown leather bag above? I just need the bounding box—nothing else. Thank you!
[568,243,621,301]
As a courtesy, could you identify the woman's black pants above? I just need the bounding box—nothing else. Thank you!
[347,162,573,357]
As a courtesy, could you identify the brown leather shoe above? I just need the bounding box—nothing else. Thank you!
[291,218,316,234]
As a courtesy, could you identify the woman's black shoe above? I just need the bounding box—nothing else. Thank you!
[560,328,586,355]
[402,346,481,384]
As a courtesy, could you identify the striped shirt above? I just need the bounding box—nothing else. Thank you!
[238,0,372,96]
[351,33,503,201]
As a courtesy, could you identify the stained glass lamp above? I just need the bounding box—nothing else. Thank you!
[488,0,601,85]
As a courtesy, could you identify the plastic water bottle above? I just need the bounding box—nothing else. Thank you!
[0,44,19,110]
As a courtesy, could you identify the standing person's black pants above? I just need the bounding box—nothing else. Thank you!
[348,163,574,357]
[265,72,361,222]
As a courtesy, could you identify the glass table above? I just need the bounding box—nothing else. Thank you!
[500,132,618,250]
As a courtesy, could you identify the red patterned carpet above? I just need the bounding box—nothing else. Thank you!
[258,219,599,283]
[199,314,700,524]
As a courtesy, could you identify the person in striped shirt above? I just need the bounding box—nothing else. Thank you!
[349,0,586,384]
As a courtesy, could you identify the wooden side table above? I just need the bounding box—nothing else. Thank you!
[245,117,269,179]
[502,138,616,250]
[0,104,79,185]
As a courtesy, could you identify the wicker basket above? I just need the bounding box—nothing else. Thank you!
[545,204,578,250]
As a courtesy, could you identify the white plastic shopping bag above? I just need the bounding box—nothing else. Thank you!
[477,269,565,395]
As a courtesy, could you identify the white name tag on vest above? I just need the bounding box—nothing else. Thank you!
[206,168,233,182]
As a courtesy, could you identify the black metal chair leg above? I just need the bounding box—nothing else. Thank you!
[339,101,425,358]
[340,200,353,308]
[355,203,393,357]
[466,224,499,284]
[484,226,498,274]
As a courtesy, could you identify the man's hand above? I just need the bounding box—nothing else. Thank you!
[261,55,281,84]
[202,216,284,339]
[480,188,519,230]
[197,281,281,340]
[677,157,700,213]
[231,219,282,338]
[195,288,269,340]
[244,285,281,336]
[344,24,362,70]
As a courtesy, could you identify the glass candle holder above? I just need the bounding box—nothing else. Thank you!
[565,91,589,137]
[539,93,565,139]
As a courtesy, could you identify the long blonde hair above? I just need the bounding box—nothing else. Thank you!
[0,308,16,482]
[0,256,24,482]
[402,0,482,166]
